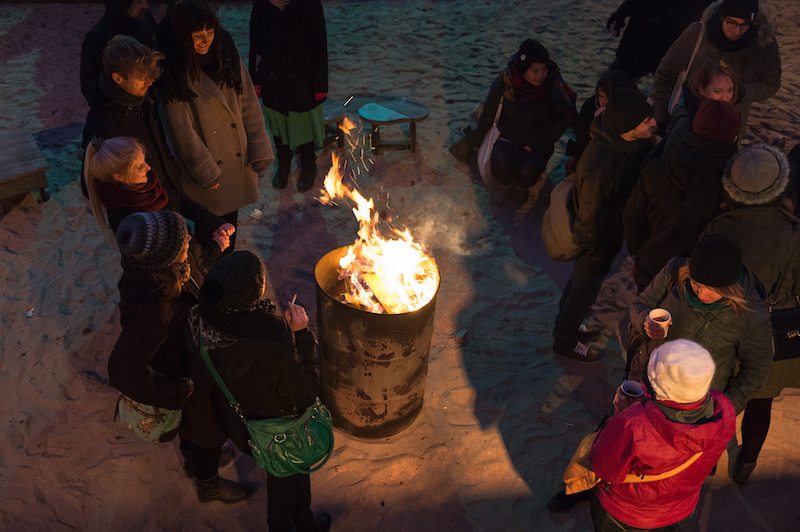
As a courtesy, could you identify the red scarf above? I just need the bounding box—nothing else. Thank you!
[93,173,170,212]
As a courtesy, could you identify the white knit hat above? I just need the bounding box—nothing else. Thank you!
[647,339,716,403]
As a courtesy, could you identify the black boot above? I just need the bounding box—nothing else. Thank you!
[546,489,591,513]
[272,136,293,189]
[314,512,332,532]
[297,142,317,192]
[195,474,252,504]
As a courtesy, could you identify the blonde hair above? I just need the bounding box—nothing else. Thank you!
[689,59,737,101]
[83,137,146,238]
[103,35,163,82]
[678,264,748,313]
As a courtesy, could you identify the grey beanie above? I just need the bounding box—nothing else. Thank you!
[200,250,266,311]
[116,211,188,270]
[722,144,790,205]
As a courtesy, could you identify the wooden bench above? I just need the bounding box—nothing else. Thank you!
[0,132,49,206]
[357,97,429,153]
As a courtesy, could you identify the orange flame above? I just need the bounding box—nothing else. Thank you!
[320,152,439,314]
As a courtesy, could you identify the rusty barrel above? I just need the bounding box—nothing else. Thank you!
[314,246,438,438]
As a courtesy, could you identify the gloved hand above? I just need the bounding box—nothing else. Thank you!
[252,160,269,174]
[314,92,327,102]
[606,10,627,36]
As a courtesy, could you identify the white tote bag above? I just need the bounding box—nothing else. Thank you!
[477,98,503,184]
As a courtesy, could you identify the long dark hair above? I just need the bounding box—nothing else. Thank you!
[157,0,242,101]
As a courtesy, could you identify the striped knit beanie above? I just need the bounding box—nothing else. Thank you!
[116,211,188,269]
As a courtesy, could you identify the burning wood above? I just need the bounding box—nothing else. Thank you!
[319,120,439,314]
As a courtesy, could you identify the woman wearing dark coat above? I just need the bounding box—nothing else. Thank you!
[108,211,249,504]
[629,233,773,415]
[700,144,797,484]
[249,0,329,192]
[623,99,740,292]
[187,250,330,532]
[467,39,577,200]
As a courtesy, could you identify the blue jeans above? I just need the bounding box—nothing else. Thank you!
[490,139,552,187]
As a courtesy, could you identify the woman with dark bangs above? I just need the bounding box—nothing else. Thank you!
[157,0,272,251]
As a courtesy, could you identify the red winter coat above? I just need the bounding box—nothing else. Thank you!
[590,390,735,528]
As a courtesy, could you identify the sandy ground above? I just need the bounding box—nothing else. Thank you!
[0,1,799,530]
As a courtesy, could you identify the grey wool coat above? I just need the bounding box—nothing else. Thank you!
[159,60,273,216]
[652,0,781,129]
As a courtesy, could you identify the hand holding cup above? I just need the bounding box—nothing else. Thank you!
[613,380,644,413]
[644,308,672,340]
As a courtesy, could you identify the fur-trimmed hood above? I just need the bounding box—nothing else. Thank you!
[702,0,777,48]
[722,143,790,205]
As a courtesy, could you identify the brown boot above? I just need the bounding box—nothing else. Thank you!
[195,474,252,504]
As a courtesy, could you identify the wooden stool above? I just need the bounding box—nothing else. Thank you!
[0,132,49,205]
[357,97,429,153]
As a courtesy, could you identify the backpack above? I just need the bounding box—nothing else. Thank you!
[542,174,581,261]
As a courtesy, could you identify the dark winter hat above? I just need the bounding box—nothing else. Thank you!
[603,88,654,134]
[116,211,188,270]
[692,99,741,145]
[648,340,716,403]
[722,144,790,205]
[689,233,743,288]
[719,0,759,22]
[515,39,551,72]
[200,250,266,311]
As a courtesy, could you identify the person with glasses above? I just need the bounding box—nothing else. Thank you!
[651,0,780,135]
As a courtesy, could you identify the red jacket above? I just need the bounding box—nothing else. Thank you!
[590,390,735,528]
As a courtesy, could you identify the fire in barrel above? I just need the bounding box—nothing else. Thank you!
[315,149,439,438]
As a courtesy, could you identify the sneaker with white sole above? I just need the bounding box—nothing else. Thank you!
[553,340,602,363]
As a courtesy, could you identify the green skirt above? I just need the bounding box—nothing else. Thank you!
[264,104,325,149]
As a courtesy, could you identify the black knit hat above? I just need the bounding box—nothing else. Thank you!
[603,88,654,134]
[116,211,188,270]
[515,39,551,72]
[200,250,266,311]
[690,234,743,288]
[719,0,758,22]
[722,144,790,205]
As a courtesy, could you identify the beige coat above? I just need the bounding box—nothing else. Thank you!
[652,0,781,129]
[159,60,272,216]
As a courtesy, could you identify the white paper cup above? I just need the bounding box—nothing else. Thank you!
[620,380,644,398]
[647,308,672,336]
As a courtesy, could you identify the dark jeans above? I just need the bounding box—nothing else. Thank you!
[267,473,316,532]
[553,252,615,344]
[181,439,221,480]
[195,210,239,255]
[591,494,688,532]
[740,397,774,464]
[490,139,552,187]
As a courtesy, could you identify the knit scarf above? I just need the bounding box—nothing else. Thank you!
[501,59,578,126]
[654,394,716,424]
[98,73,146,109]
[706,16,756,53]
[93,173,170,211]
[683,280,730,312]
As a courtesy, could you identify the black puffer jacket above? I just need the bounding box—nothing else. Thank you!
[572,113,652,257]
[186,304,319,454]
[630,257,772,413]
[624,131,737,290]
[79,0,157,106]
[249,0,328,114]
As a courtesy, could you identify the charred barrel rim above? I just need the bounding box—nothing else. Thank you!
[313,246,440,315]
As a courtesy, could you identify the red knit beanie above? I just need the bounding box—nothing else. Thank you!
[692,99,740,145]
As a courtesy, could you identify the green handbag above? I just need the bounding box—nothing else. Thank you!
[115,394,182,443]
[197,339,334,478]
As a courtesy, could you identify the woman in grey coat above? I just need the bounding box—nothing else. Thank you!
[701,144,797,484]
[157,0,272,249]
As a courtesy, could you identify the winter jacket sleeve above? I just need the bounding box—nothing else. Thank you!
[108,294,190,410]
[309,0,329,94]
[238,60,273,166]
[737,39,781,104]
[630,258,680,335]
[248,1,262,80]
[652,22,702,127]
[158,99,222,190]
[79,33,103,107]
[465,77,504,149]
[623,162,655,255]
[572,159,607,252]
[589,412,637,484]
[724,301,773,413]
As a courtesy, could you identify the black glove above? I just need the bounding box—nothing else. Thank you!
[606,10,627,36]
[252,160,269,174]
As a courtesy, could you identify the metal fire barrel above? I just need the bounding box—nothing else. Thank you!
[314,246,438,438]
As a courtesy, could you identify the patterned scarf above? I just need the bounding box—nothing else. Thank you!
[501,59,578,126]
[93,173,170,211]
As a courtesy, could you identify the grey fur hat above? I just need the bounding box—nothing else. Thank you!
[722,144,789,205]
